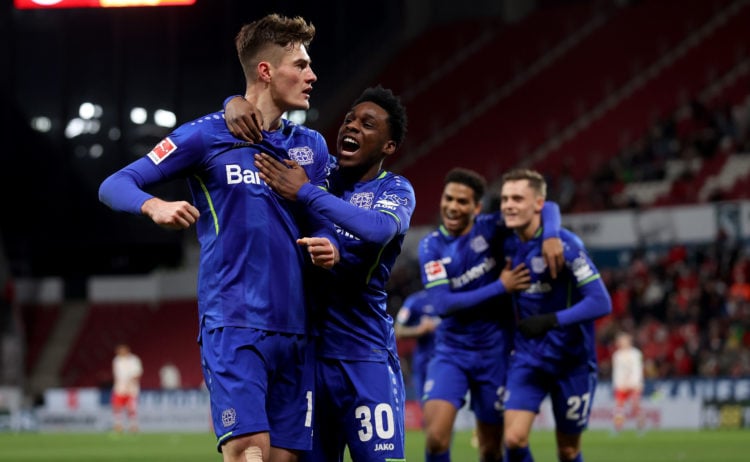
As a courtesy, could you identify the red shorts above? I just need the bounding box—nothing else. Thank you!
[614,388,641,407]
[111,393,137,412]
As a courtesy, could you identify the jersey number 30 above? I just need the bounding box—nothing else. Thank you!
[356,404,395,442]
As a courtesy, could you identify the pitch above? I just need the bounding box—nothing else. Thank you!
[0,429,748,461]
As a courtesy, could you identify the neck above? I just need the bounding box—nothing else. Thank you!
[516,219,541,242]
[245,88,284,131]
[340,160,383,184]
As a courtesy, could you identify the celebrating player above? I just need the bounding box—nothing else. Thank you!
[418,167,564,462]
[226,85,412,462]
[99,14,339,462]
[499,168,612,462]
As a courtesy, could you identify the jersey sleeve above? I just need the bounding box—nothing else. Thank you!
[554,236,612,326]
[417,235,506,317]
[541,200,561,239]
[98,126,207,214]
[296,175,414,246]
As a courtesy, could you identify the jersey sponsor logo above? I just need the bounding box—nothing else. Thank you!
[221,407,236,427]
[147,137,177,164]
[288,146,314,165]
[226,164,262,185]
[571,252,594,282]
[451,257,496,288]
[470,235,489,253]
[424,260,447,282]
[524,281,552,294]
[375,192,408,211]
[350,192,374,209]
[531,256,547,273]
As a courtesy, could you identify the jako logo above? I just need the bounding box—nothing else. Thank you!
[374,443,394,451]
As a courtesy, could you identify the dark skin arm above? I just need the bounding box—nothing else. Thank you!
[224,96,264,143]
[254,153,309,200]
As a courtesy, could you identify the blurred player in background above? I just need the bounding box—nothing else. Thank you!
[611,331,645,433]
[394,289,439,405]
[499,169,612,462]
[99,13,339,462]
[418,167,563,462]
[227,85,413,462]
[111,344,142,433]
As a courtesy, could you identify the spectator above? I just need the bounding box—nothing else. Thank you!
[159,361,182,390]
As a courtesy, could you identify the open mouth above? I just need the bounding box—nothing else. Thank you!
[340,136,360,153]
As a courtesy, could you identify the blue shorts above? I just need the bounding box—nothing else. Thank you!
[200,326,314,451]
[301,354,406,462]
[422,347,507,424]
[504,359,597,434]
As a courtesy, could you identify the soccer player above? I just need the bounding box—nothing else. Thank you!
[394,289,439,405]
[611,331,645,433]
[99,14,339,462]
[418,167,564,462]
[111,344,142,433]
[499,168,612,462]
[226,85,413,462]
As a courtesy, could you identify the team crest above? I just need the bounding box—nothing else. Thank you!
[147,137,177,165]
[470,235,489,253]
[350,192,374,208]
[288,146,314,165]
[221,408,237,427]
[531,256,547,274]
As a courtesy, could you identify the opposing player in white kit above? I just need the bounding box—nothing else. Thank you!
[111,344,143,433]
[611,332,645,433]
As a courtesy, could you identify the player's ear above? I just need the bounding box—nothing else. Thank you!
[382,140,397,157]
[258,61,272,83]
[535,195,545,212]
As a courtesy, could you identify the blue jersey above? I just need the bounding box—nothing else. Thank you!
[418,212,514,352]
[99,112,332,334]
[303,170,415,361]
[395,290,437,371]
[505,227,610,373]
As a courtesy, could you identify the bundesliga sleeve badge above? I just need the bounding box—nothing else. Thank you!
[147,137,177,165]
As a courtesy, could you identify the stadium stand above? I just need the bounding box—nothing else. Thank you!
[13,0,750,400]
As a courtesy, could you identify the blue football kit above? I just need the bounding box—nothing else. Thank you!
[295,170,415,462]
[418,204,560,426]
[98,111,334,451]
[503,227,612,435]
[418,213,515,424]
[395,290,438,400]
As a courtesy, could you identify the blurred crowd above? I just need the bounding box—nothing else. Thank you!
[596,240,750,380]
[546,86,750,213]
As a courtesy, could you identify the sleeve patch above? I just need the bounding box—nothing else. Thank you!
[147,137,177,165]
[571,253,595,282]
[424,260,447,282]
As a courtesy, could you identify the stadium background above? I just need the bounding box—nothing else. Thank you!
[2,0,750,437]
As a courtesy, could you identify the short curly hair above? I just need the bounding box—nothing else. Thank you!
[352,85,408,147]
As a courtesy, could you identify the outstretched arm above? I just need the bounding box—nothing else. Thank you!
[98,157,199,230]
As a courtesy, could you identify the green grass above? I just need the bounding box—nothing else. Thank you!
[0,429,748,461]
